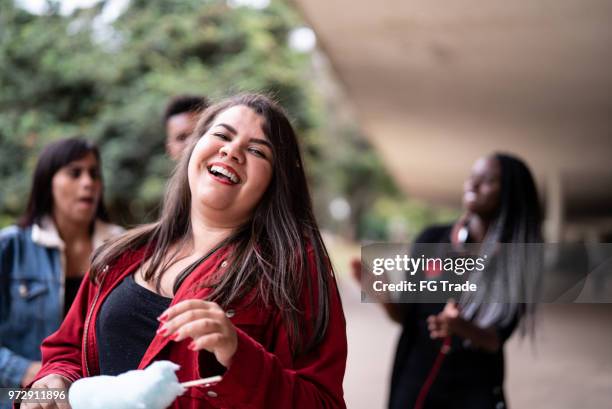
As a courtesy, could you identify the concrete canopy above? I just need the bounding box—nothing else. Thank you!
[294,0,612,225]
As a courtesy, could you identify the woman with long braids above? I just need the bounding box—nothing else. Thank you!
[22,94,347,409]
[362,153,542,409]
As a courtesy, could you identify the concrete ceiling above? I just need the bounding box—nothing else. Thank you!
[293,0,612,219]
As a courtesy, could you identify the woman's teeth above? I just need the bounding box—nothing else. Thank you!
[208,165,239,184]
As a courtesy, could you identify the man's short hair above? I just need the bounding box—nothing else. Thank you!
[163,95,209,124]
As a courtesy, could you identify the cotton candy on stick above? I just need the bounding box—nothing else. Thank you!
[68,361,222,409]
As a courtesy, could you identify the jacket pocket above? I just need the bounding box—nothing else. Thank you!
[9,279,50,322]
[17,280,49,300]
[185,386,257,409]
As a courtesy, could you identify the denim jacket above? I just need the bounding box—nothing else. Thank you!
[0,217,123,389]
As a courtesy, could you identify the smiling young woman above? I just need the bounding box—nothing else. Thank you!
[24,94,347,409]
[187,105,274,228]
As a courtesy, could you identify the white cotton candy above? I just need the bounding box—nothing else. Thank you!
[69,361,186,409]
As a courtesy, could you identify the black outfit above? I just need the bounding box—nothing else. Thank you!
[96,274,171,375]
[388,225,517,409]
[64,277,83,317]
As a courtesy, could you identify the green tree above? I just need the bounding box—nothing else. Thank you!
[0,0,323,225]
[1,0,454,240]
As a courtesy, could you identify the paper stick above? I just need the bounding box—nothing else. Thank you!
[180,375,223,388]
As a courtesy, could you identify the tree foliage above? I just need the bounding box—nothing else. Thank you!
[1,0,453,240]
[0,0,322,226]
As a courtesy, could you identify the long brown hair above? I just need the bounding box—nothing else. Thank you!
[91,94,336,355]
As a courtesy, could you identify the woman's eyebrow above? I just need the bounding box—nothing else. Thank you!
[216,123,272,149]
[250,138,272,149]
[66,162,99,170]
[216,123,237,134]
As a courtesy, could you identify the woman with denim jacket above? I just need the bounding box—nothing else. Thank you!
[0,138,123,396]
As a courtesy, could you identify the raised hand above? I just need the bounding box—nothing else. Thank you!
[158,300,238,368]
[427,299,460,339]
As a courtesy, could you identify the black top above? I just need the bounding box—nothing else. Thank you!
[96,274,172,375]
[388,225,519,409]
[64,277,83,317]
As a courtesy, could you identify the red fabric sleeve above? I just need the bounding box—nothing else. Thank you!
[31,272,96,384]
[196,251,348,408]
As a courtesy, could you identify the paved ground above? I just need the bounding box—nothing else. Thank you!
[339,277,612,409]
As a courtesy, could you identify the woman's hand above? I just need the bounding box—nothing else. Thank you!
[21,361,42,387]
[20,374,72,409]
[158,300,238,368]
[427,299,460,339]
[427,300,501,351]
[350,256,405,323]
[350,257,362,283]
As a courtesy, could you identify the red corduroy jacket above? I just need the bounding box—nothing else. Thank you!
[29,245,348,409]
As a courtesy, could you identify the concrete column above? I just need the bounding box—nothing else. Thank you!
[545,171,564,243]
